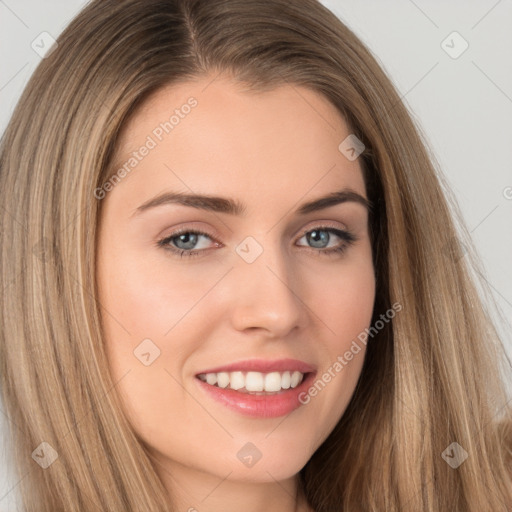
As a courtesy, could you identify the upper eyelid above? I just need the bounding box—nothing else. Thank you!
[161,224,352,246]
[164,218,350,238]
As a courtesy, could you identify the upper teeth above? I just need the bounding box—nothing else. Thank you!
[198,371,304,393]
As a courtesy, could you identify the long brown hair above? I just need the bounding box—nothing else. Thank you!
[1,0,511,510]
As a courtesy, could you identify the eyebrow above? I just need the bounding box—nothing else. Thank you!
[132,189,371,217]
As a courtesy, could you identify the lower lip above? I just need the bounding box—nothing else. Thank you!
[195,373,316,418]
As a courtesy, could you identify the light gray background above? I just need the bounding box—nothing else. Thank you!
[1,1,511,510]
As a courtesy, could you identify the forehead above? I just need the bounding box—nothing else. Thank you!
[109,74,366,211]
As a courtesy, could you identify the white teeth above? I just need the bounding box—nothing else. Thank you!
[217,372,230,388]
[264,372,282,392]
[290,371,302,388]
[206,373,217,386]
[245,371,264,392]
[198,370,306,393]
[230,371,245,390]
[281,371,291,389]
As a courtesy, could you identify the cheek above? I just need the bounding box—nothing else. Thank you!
[98,240,219,338]
[321,274,375,347]
[97,253,209,449]
[306,244,376,347]
[96,239,229,434]
[297,247,375,439]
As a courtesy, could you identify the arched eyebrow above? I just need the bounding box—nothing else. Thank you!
[131,189,371,218]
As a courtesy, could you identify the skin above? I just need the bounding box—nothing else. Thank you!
[96,73,375,512]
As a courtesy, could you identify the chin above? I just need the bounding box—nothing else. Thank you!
[214,440,314,483]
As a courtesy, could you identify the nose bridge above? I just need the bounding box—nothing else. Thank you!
[230,234,304,335]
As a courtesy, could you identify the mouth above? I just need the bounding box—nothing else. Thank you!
[194,359,316,418]
[196,370,306,394]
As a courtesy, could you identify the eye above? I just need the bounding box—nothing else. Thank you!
[157,229,220,258]
[296,226,357,256]
[157,226,357,258]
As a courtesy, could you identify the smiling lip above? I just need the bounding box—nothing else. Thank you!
[195,358,316,418]
[196,358,316,375]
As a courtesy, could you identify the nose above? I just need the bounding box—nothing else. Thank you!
[229,242,305,338]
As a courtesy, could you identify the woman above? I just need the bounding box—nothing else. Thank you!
[0,0,510,510]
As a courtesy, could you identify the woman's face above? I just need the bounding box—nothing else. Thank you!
[96,74,375,494]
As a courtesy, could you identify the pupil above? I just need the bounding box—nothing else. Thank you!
[176,233,197,250]
[308,230,329,248]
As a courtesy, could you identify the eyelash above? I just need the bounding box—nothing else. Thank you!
[156,226,358,259]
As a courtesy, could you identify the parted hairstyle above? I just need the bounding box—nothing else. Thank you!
[1,0,511,510]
